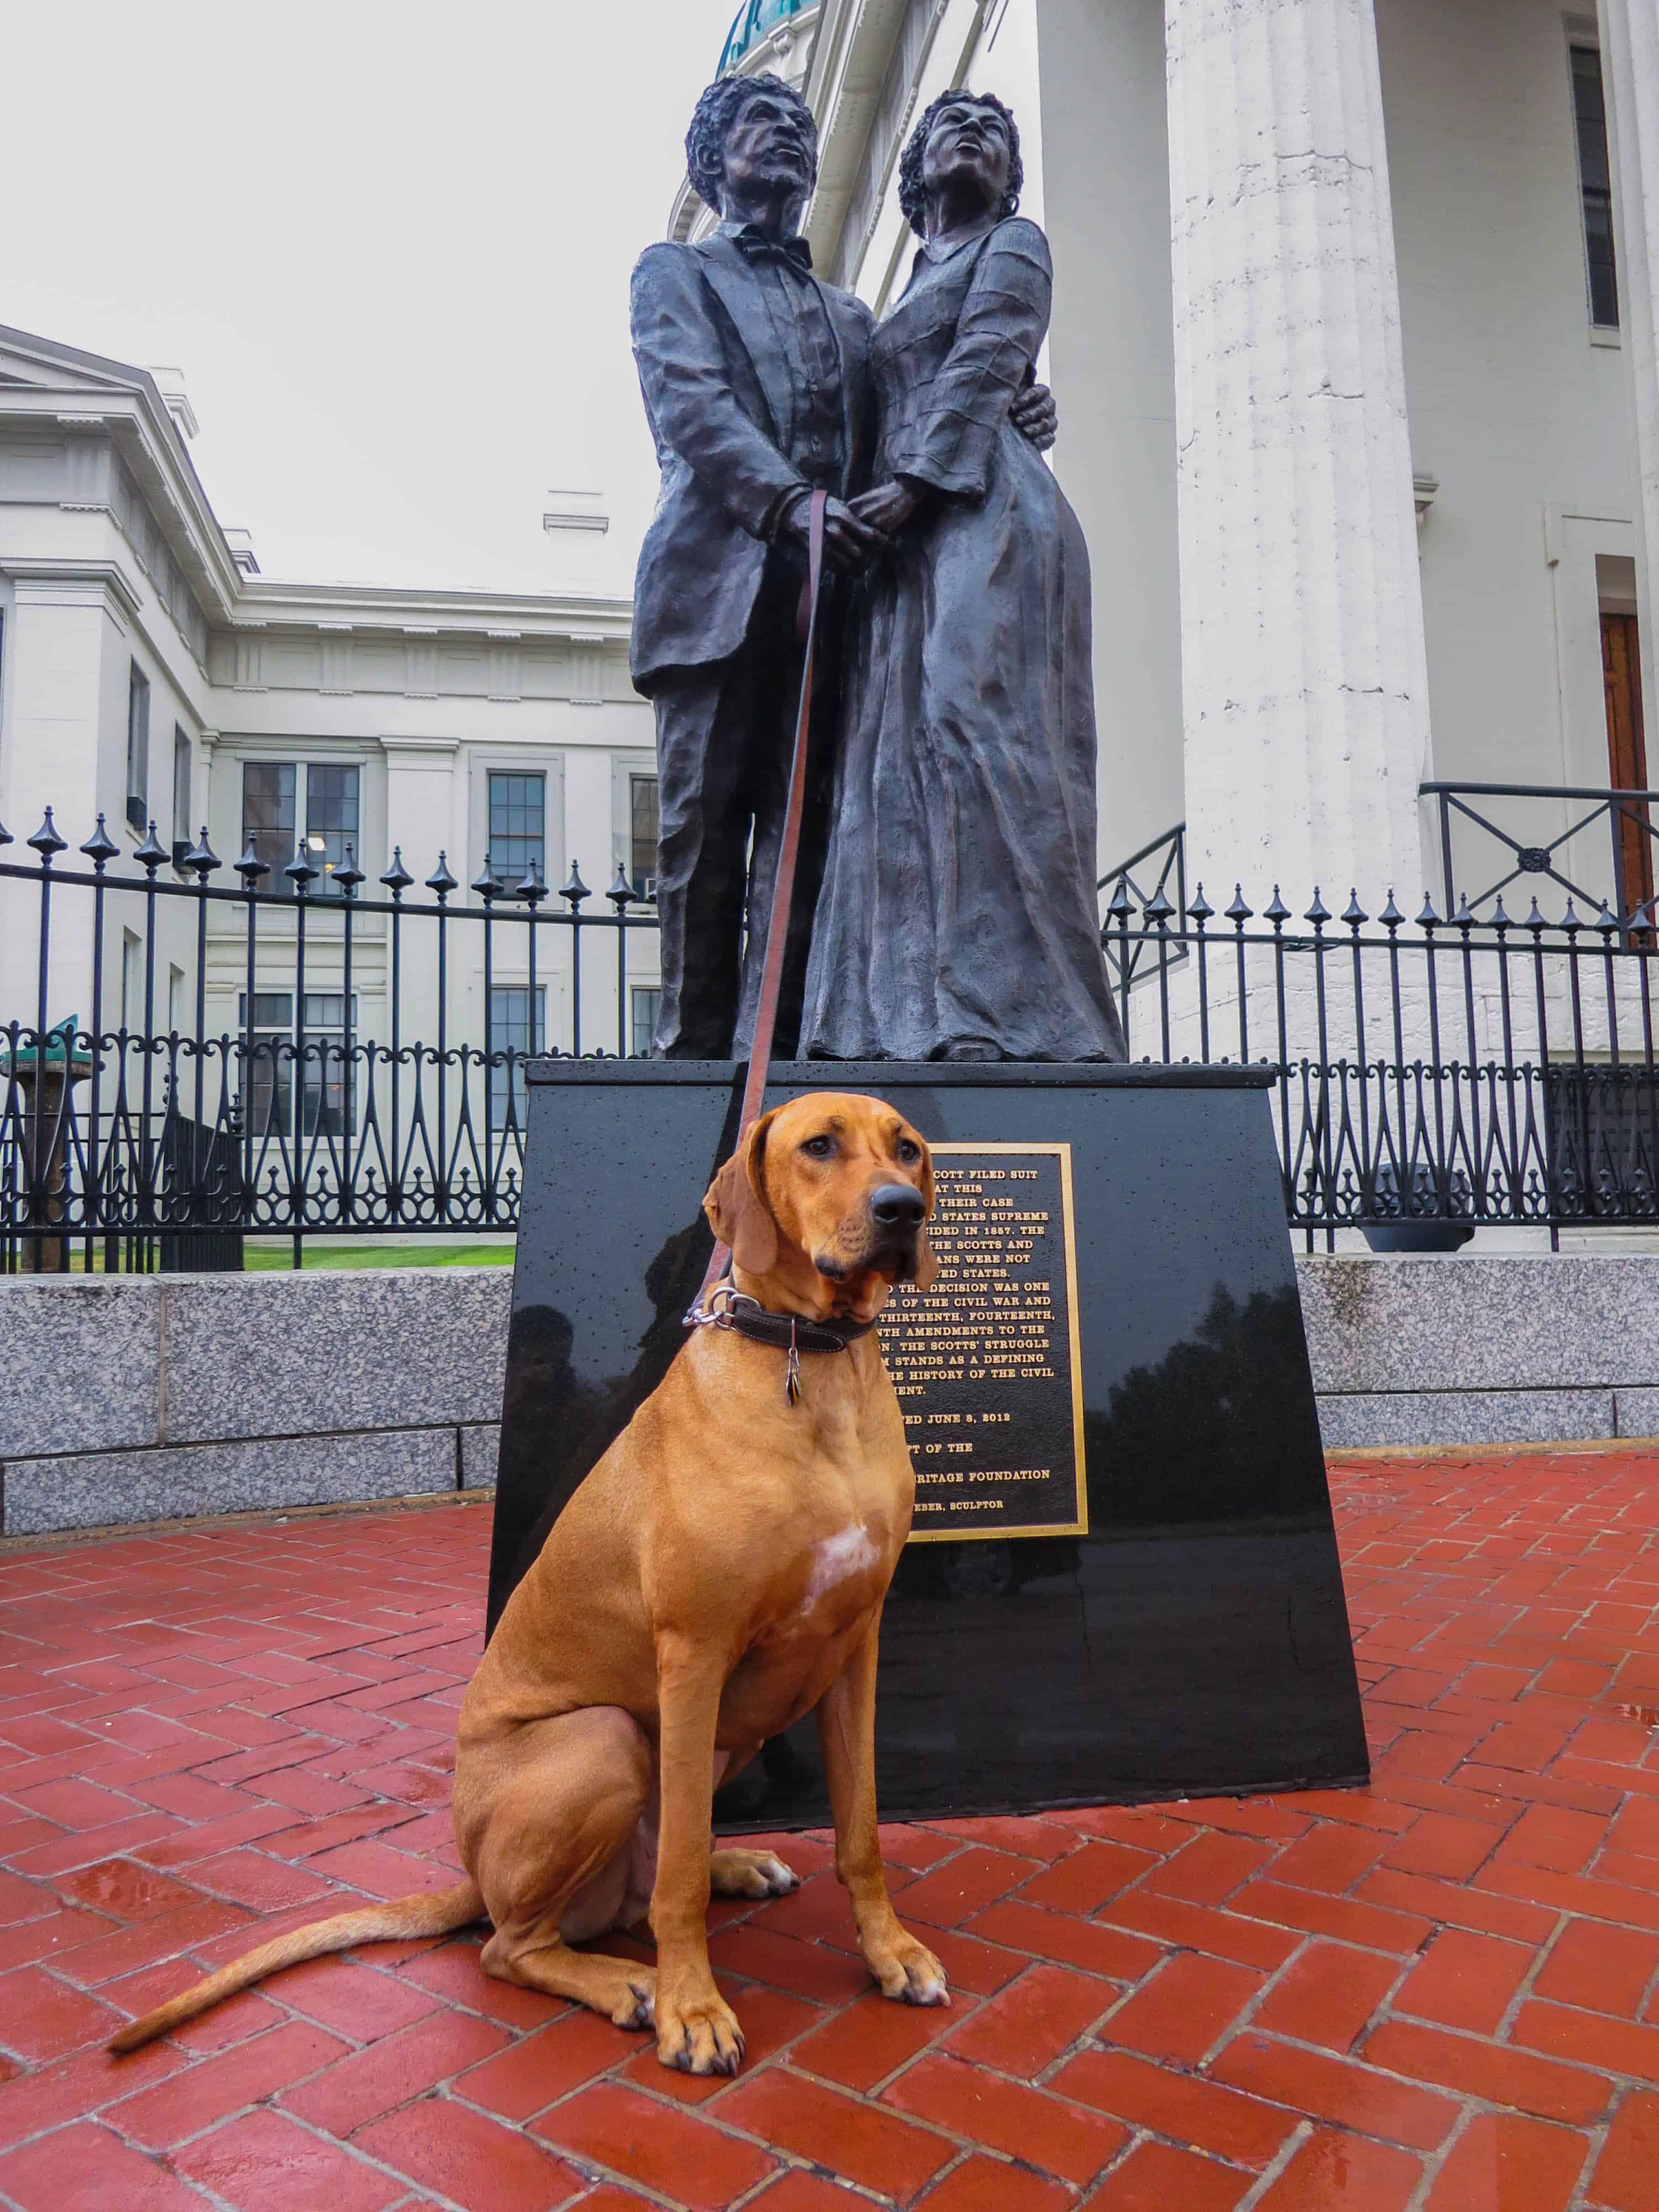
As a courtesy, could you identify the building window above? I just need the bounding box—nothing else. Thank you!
[126,664,150,832]
[631,985,661,1059]
[1572,44,1619,330]
[629,774,659,896]
[305,765,360,892]
[172,728,193,872]
[239,991,356,1136]
[242,761,296,875]
[241,761,360,891]
[488,984,544,1131]
[168,964,186,1036]
[487,771,546,886]
[121,930,143,1034]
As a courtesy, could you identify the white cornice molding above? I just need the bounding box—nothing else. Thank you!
[234,580,634,641]
[803,0,923,272]
[0,555,144,625]
[0,351,244,617]
[380,734,462,756]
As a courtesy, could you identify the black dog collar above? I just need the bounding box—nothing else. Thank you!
[685,1284,878,1404]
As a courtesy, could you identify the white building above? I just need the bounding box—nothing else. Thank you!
[0,325,664,1077]
[701,0,1657,926]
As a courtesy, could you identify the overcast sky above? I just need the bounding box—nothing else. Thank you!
[2,0,733,598]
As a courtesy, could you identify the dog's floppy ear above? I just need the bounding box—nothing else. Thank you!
[911,1135,939,1290]
[702,1108,780,1276]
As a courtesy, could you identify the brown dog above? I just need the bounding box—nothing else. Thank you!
[111,1092,947,2074]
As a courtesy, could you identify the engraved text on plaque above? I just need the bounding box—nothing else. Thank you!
[878,1144,1088,1542]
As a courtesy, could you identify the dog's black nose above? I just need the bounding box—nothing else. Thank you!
[870,1183,926,1229]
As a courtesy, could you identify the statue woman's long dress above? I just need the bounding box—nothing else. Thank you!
[799,211,1126,1062]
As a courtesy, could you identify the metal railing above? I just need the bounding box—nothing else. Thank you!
[1105,880,1659,1246]
[6,802,1659,1265]
[1099,822,1187,995]
[1,809,659,1271]
[1425,780,1658,939]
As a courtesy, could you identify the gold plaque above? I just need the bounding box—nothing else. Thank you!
[877,1143,1088,1542]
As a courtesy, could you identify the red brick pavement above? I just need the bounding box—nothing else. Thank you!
[0,1451,1656,2209]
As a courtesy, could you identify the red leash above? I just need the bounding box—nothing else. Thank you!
[692,487,828,1308]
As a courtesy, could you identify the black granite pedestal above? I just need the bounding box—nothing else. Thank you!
[488,1062,1369,1825]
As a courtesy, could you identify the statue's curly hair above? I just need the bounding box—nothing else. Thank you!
[896,89,1022,236]
[685,72,820,215]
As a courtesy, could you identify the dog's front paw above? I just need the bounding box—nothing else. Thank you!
[865,1927,949,2007]
[610,1971,656,2031]
[710,1846,799,1899]
[656,1985,746,2075]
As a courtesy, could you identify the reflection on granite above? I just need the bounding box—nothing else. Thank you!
[1088,1281,1321,1531]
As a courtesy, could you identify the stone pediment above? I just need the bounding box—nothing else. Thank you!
[0,325,154,401]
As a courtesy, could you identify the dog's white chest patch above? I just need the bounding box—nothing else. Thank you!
[805,1525,880,1607]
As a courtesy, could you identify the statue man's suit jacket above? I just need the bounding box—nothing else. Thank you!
[629,232,875,697]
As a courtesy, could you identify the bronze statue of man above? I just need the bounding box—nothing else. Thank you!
[630,73,1055,1060]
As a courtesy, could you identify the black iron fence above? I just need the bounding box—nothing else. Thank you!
[1,809,658,1272]
[5,802,1659,1267]
[1098,821,1187,994]
[1425,780,1658,938]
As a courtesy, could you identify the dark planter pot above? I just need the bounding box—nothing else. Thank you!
[1363,1165,1475,1253]
[1362,1220,1476,1254]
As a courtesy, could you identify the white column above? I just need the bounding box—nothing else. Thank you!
[1598,0,1659,735]
[1165,0,1432,915]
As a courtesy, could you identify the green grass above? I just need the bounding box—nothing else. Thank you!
[242,1240,515,1271]
[17,1238,517,1275]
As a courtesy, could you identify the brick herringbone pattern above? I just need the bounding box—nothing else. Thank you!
[0,1453,1656,2208]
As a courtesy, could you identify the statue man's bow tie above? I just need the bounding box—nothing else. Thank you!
[733,227,814,274]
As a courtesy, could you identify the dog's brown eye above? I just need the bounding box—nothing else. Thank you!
[802,1135,835,1159]
[896,1139,921,1164]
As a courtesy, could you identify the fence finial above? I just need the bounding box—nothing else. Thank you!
[27,809,67,860]
[80,816,119,867]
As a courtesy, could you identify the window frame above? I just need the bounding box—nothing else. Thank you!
[120,928,143,1035]
[1568,35,1620,335]
[485,768,549,890]
[630,984,662,1059]
[126,662,151,834]
[467,749,565,907]
[239,757,364,895]
[238,988,359,1137]
[609,748,659,900]
[628,772,660,900]
[302,762,362,895]
[172,726,194,873]
[487,982,546,1132]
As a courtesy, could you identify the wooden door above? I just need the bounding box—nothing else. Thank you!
[1601,610,1653,921]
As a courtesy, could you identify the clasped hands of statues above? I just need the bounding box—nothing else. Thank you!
[778,383,1058,575]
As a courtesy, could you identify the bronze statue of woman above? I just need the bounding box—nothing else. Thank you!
[798,90,1126,1063]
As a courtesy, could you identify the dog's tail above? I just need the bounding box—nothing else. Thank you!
[107,1880,485,2054]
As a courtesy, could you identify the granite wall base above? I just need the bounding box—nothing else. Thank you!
[1298,1253,1659,1451]
[6,1253,1659,1537]
[3,1427,469,1535]
[0,1270,509,1536]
